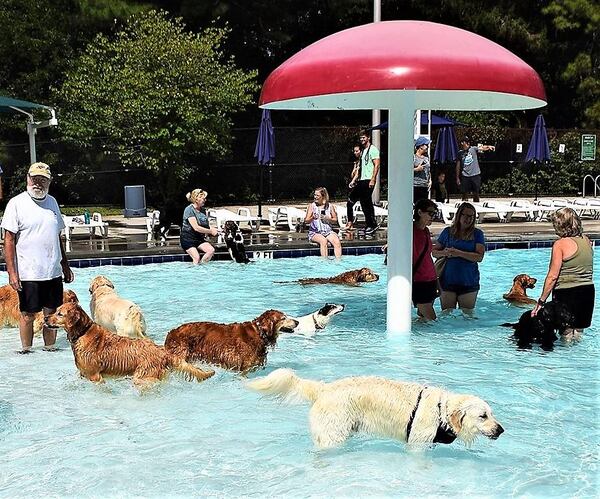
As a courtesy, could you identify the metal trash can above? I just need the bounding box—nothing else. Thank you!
[123,185,147,217]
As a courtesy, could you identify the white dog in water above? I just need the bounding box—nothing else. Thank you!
[247,369,504,449]
[89,275,147,338]
[290,303,345,336]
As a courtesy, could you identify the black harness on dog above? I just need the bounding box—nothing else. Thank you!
[311,314,325,330]
[405,388,458,444]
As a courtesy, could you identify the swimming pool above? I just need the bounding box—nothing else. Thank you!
[0,248,598,498]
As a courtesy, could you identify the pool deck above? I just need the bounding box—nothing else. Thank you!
[28,197,600,262]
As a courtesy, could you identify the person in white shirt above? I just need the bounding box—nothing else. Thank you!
[1,162,73,353]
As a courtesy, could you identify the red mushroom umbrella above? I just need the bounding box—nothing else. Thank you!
[260,21,546,334]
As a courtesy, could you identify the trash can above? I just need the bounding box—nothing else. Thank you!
[123,185,147,217]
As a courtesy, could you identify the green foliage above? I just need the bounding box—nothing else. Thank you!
[483,130,599,195]
[55,10,258,200]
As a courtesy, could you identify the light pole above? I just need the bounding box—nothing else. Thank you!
[372,0,382,204]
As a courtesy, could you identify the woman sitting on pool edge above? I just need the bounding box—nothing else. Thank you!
[180,189,218,264]
[304,187,342,258]
[433,202,485,315]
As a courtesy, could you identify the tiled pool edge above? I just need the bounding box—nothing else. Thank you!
[1,238,597,270]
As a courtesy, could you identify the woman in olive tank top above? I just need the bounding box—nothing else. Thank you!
[532,208,594,338]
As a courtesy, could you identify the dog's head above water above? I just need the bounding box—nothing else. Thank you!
[513,273,537,289]
[317,303,345,317]
[255,310,299,340]
[46,302,94,343]
[357,268,379,283]
[89,275,115,295]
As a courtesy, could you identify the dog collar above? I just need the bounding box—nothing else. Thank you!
[433,401,457,444]
[312,314,325,330]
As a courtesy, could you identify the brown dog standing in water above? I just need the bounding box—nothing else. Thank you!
[503,274,537,306]
[164,310,299,373]
[292,268,379,286]
[46,302,214,387]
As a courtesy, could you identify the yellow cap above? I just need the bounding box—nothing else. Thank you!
[28,162,52,179]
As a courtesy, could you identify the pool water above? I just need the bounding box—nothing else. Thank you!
[0,249,598,498]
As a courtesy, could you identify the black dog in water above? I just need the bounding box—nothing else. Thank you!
[224,221,250,264]
[501,301,575,351]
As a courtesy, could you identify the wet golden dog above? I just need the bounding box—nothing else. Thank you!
[503,274,538,306]
[164,310,299,373]
[296,268,379,286]
[0,285,78,334]
[46,302,214,387]
[89,275,146,338]
[248,369,504,449]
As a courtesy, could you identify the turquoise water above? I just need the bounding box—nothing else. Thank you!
[0,249,598,498]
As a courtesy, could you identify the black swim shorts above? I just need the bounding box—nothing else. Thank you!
[412,280,439,306]
[18,277,64,313]
[553,284,595,329]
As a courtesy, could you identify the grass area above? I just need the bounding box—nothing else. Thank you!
[59,206,126,216]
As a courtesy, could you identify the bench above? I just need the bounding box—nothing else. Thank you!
[62,212,108,241]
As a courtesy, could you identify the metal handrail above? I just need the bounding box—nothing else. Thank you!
[582,174,600,197]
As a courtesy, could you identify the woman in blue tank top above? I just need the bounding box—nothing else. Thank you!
[433,202,485,314]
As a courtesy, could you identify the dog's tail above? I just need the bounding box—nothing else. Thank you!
[170,356,215,382]
[125,305,147,338]
[500,322,517,329]
[246,368,323,404]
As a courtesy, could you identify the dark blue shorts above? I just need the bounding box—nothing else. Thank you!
[440,282,480,296]
[18,277,63,313]
[180,233,205,251]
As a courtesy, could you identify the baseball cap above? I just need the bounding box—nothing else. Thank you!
[415,136,431,148]
[28,162,51,179]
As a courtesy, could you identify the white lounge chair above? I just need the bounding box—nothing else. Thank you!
[508,199,539,221]
[570,198,600,219]
[62,212,108,241]
[208,208,261,231]
[435,202,457,225]
[268,206,306,231]
[478,201,515,223]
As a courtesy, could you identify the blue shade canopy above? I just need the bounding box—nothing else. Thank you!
[433,126,459,163]
[525,114,551,163]
[254,109,275,165]
[0,95,50,114]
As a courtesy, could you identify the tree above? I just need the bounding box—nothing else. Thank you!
[55,10,258,202]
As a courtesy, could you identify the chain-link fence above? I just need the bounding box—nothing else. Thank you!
[0,126,597,208]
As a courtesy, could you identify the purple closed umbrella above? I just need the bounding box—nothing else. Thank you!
[433,126,458,164]
[254,109,275,217]
[525,114,551,199]
[525,114,551,163]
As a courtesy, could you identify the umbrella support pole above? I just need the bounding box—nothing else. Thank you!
[258,164,264,218]
[386,99,416,336]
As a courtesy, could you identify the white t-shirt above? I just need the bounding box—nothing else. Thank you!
[1,192,66,280]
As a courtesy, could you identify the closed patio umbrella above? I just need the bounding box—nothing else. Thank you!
[254,109,275,218]
[525,114,551,200]
[433,126,459,164]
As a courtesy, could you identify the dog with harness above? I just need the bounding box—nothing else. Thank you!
[290,303,345,336]
[224,221,250,264]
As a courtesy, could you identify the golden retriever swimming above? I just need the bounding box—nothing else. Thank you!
[503,274,538,306]
[46,302,214,387]
[164,310,299,373]
[284,268,379,286]
[0,285,78,334]
[89,275,146,338]
[247,369,504,449]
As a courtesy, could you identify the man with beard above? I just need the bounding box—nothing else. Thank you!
[1,163,74,353]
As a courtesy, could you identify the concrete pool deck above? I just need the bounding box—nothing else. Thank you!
[28,197,600,261]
